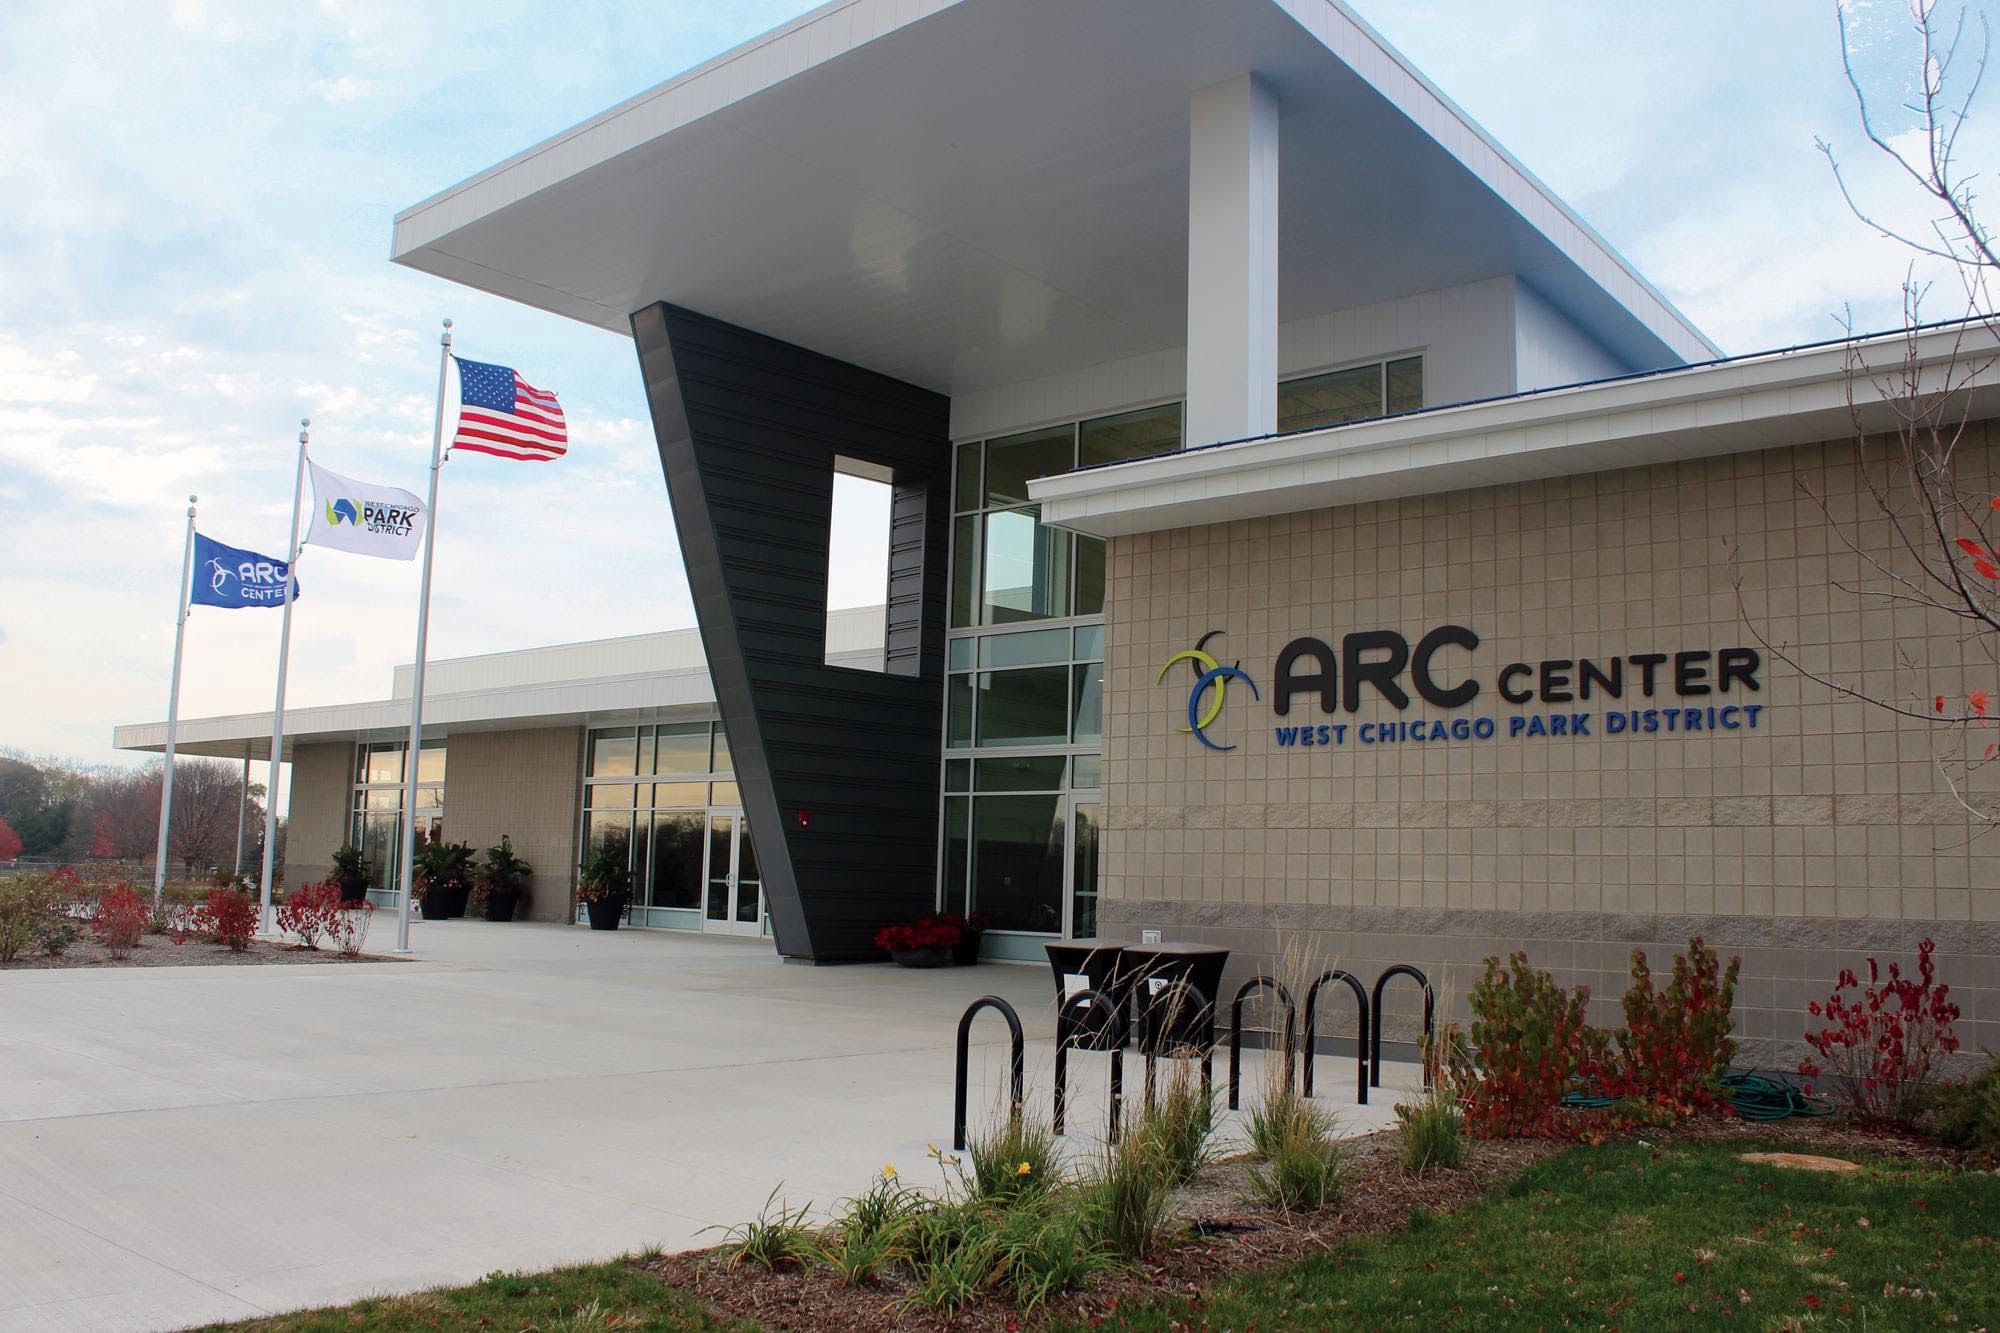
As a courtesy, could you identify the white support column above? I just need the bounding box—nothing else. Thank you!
[1184,73,1279,450]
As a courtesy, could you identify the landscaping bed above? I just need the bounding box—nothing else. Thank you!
[0,935,381,969]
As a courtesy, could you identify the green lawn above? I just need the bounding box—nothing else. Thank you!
[1075,1140,2000,1330]
[196,1259,739,1332]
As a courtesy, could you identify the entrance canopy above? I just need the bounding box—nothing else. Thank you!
[392,0,1714,400]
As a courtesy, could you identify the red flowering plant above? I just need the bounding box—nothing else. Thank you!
[1603,937,1742,1118]
[92,884,149,956]
[1799,938,1961,1126]
[275,882,345,951]
[873,920,962,953]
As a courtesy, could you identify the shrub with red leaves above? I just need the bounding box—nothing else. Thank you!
[1465,950,1609,1139]
[275,882,344,951]
[328,899,374,957]
[203,888,258,952]
[1605,937,1742,1116]
[92,884,149,956]
[1799,938,1961,1126]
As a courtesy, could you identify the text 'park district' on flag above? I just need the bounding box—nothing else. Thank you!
[452,357,567,461]
[304,460,427,560]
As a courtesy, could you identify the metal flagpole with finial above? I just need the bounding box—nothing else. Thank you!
[257,420,310,935]
[392,319,453,955]
[151,494,198,910]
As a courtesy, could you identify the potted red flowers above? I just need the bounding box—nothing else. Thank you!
[874,919,960,968]
[932,911,990,966]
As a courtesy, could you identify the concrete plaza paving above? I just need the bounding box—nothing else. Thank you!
[0,922,1419,1331]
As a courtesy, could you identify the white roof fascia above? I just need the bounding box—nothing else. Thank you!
[1031,325,2000,537]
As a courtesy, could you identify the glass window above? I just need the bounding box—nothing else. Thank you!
[954,441,982,513]
[586,811,632,867]
[359,811,397,889]
[1072,754,1102,789]
[1279,363,1384,433]
[947,674,974,747]
[1387,355,1423,414]
[710,781,741,806]
[1079,401,1181,466]
[982,510,1071,624]
[975,667,1069,748]
[1073,535,1105,617]
[655,723,709,775]
[364,746,402,786]
[975,755,1067,791]
[1072,662,1104,744]
[649,810,704,910]
[586,783,638,810]
[983,425,1074,507]
[979,627,1070,668]
[950,514,979,630]
[947,637,975,671]
[415,742,446,785]
[711,725,732,774]
[971,794,1065,933]
[652,782,706,808]
[364,787,399,812]
[1073,625,1105,660]
[1072,801,1100,939]
[943,795,970,916]
[944,757,971,792]
[636,729,656,779]
[590,729,638,778]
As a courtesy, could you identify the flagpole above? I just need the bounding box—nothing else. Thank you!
[152,494,197,910]
[393,319,452,955]
[257,420,309,935]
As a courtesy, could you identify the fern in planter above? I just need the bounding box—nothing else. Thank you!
[413,837,477,919]
[471,836,533,921]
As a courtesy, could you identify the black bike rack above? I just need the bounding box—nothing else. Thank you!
[952,995,1026,1151]
[1138,980,1214,1111]
[1227,976,1297,1110]
[1369,964,1436,1089]
[1053,987,1126,1143]
[1301,969,1370,1105]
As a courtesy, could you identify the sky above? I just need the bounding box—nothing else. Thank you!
[0,0,1991,779]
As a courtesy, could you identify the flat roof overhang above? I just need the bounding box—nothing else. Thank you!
[392,0,1714,401]
[1028,323,2000,537]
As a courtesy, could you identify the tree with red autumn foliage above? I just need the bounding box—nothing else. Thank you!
[0,817,21,863]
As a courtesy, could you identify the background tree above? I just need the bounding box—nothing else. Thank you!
[0,817,21,863]
[165,758,254,875]
[1742,0,2000,820]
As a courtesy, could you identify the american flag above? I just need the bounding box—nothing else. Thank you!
[451,357,567,461]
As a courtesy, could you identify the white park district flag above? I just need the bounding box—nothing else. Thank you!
[305,461,427,560]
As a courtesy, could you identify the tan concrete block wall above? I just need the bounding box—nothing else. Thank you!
[1099,431,2000,1066]
[284,742,352,890]
[441,727,584,923]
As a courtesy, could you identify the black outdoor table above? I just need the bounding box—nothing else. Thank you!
[1116,942,1229,1053]
[1045,939,1129,1050]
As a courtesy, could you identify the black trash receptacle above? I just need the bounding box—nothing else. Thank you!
[1045,939,1128,1050]
[1118,943,1229,1054]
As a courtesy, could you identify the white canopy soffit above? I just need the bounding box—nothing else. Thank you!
[1027,324,2000,538]
[391,0,1714,400]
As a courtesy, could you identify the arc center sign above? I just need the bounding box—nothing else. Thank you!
[1160,626,1765,753]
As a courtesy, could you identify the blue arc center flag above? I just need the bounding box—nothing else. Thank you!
[192,534,298,609]
[304,460,427,560]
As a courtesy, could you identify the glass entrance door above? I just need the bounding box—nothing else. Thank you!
[702,810,762,937]
[1067,794,1100,938]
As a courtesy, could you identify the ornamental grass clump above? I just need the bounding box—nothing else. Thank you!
[1141,1055,1217,1186]
[715,1186,816,1271]
[967,1113,1061,1203]
[1083,1122,1177,1259]
[820,1170,915,1288]
[1245,1086,1343,1211]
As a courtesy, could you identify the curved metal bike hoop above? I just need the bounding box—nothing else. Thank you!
[1227,976,1298,1110]
[1139,980,1214,1111]
[1302,969,1370,1105]
[953,995,1025,1151]
[1053,987,1126,1143]
[1369,964,1436,1089]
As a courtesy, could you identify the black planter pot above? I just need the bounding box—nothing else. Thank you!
[421,884,470,920]
[951,929,985,966]
[335,878,369,906]
[585,893,627,931]
[891,947,952,968]
[483,887,522,922]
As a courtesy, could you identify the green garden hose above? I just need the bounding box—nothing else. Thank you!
[1556,1073,1834,1120]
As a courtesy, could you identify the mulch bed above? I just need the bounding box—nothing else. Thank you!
[646,1113,1976,1331]
[0,937,392,969]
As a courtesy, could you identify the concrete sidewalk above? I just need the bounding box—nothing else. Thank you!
[0,923,1416,1331]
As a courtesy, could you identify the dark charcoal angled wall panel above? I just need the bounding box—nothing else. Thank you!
[632,303,951,962]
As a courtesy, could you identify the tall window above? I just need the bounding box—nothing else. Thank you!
[349,740,445,892]
[582,721,734,914]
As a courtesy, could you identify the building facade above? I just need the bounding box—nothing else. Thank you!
[119,0,2000,1063]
